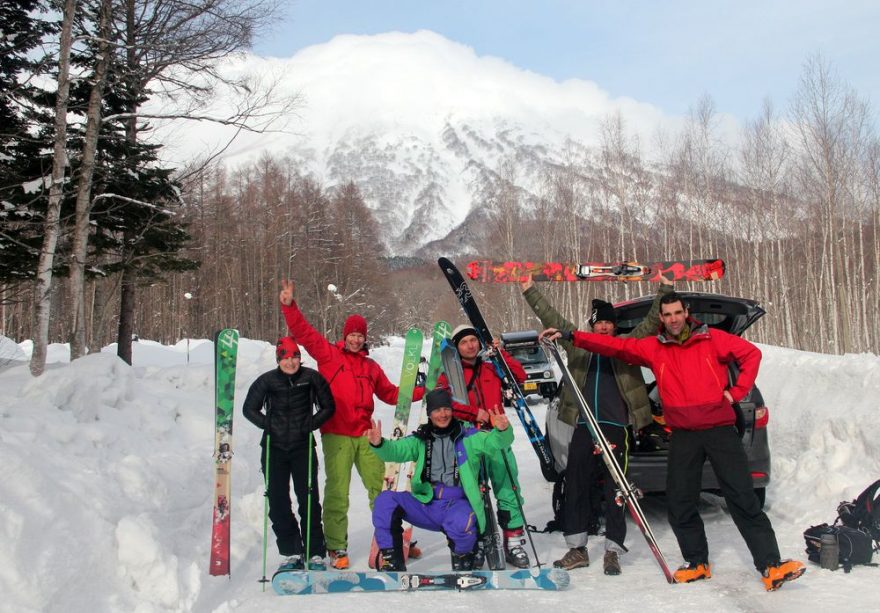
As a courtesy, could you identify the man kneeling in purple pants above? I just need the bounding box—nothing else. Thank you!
[366,387,513,571]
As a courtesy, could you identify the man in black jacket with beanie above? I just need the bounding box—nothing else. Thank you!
[243,336,335,569]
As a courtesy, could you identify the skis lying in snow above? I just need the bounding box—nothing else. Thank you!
[466,259,726,283]
[272,568,570,594]
[544,340,676,584]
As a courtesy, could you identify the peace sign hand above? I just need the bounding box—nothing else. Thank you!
[280,279,295,306]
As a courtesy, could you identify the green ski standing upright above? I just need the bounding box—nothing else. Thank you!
[209,328,239,576]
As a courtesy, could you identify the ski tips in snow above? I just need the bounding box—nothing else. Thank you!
[271,568,571,594]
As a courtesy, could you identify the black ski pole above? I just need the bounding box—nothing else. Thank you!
[258,400,272,589]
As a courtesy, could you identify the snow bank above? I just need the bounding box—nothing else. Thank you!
[0,337,877,612]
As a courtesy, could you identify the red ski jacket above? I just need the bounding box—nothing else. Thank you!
[282,302,424,437]
[570,321,761,431]
[436,349,527,428]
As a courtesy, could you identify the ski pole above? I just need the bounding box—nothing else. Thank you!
[305,428,314,564]
[259,434,271,590]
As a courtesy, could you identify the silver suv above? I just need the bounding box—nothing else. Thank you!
[500,330,558,399]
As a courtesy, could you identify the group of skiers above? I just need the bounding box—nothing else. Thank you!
[241,274,806,592]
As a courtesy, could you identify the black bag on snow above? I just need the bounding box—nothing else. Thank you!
[837,479,880,541]
[803,523,875,569]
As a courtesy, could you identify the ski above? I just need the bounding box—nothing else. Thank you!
[466,258,726,283]
[272,568,570,594]
[440,338,468,404]
[368,327,423,568]
[438,257,557,480]
[543,340,676,584]
[209,328,239,576]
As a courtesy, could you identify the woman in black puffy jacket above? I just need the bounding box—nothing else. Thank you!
[243,336,335,569]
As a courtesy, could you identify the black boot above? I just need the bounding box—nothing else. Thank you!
[377,547,405,571]
[451,551,475,571]
[472,537,486,569]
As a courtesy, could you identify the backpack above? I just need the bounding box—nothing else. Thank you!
[803,523,875,570]
[837,479,880,541]
[803,479,880,571]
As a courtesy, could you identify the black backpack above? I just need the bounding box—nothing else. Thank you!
[803,479,880,571]
[803,523,874,570]
[837,479,880,541]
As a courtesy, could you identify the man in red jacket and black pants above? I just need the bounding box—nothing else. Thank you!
[540,291,805,591]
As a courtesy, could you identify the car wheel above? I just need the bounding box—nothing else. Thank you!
[754,487,766,509]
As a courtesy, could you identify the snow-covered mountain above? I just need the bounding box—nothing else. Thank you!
[153,31,729,255]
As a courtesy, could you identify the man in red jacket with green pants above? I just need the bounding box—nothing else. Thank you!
[540,291,805,591]
[280,280,424,570]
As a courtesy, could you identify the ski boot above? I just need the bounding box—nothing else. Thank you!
[377,547,406,572]
[472,537,486,569]
[673,561,711,583]
[278,554,304,571]
[408,541,422,559]
[503,528,530,569]
[761,559,805,591]
[451,550,476,571]
[328,549,349,570]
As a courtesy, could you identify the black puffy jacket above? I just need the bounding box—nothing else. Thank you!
[242,366,335,450]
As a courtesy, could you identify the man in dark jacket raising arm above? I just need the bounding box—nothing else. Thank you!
[243,336,335,570]
[540,291,805,592]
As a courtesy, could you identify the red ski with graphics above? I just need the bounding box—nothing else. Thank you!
[466,259,725,283]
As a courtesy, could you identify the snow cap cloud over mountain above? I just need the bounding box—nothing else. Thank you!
[157,30,698,166]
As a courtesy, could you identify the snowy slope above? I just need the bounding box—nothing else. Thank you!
[1,337,878,612]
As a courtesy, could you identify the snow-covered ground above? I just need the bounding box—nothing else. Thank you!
[1,336,878,612]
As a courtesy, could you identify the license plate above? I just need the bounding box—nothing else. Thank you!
[523,382,537,391]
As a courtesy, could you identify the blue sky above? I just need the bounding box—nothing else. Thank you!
[253,0,879,122]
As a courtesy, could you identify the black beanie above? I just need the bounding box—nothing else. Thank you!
[425,388,453,414]
[589,299,617,327]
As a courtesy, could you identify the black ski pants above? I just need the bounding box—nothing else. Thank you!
[563,423,627,549]
[666,425,779,572]
[262,442,325,558]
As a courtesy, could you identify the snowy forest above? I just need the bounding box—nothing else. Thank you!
[3,0,880,377]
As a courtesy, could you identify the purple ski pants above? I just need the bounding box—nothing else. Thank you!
[372,484,477,554]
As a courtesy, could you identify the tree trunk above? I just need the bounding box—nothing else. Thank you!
[68,0,113,360]
[30,0,78,377]
[117,260,136,365]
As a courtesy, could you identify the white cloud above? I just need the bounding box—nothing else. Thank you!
[151,30,712,167]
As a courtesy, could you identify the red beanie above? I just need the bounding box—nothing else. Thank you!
[343,314,367,338]
[276,336,301,361]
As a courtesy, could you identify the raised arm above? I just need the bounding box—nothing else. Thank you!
[279,279,335,363]
[521,276,579,353]
[628,276,674,339]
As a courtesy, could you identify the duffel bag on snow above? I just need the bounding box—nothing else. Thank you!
[804,523,874,570]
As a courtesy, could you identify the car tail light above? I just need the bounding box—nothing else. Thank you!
[754,406,769,429]
[751,471,768,479]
